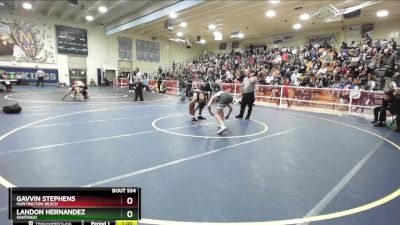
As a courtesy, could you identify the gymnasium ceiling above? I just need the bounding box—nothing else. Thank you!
[0,0,178,28]
[125,0,400,42]
[1,0,399,42]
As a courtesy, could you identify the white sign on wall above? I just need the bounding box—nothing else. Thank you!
[308,34,336,44]
[272,34,293,44]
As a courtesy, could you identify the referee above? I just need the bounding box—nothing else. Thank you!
[236,69,257,119]
[134,67,144,101]
[36,66,45,88]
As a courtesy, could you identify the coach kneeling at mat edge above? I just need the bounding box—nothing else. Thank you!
[236,69,257,120]
[373,91,400,132]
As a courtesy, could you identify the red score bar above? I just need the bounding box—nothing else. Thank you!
[17,196,138,208]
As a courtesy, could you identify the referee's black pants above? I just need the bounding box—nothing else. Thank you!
[134,82,144,101]
[129,83,135,91]
[238,92,255,118]
[36,77,44,87]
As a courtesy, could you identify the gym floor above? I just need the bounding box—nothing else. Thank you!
[0,86,399,225]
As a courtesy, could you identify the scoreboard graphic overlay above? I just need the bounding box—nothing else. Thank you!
[9,187,141,225]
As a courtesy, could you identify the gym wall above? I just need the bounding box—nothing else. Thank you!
[205,18,400,53]
[0,11,205,85]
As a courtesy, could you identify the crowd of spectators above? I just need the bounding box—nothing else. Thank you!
[161,36,399,92]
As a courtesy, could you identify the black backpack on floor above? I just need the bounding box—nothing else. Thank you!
[3,103,22,114]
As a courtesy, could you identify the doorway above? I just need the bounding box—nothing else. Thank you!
[69,69,87,85]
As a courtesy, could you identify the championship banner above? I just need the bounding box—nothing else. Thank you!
[136,39,160,63]
[0,67,58,83]
[347,25,361,36]
[118,37,132,60]
[0,18,56,63]
[361,24,374,38]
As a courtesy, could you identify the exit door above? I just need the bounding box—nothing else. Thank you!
[69,69,87,85]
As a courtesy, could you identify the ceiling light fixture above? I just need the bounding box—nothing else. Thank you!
[376,10,389,17]
[266,10,276,17]
[215,34,222,41]
[231,31,244,39]
[213,31,222,36]
[179,22,187,27]
[176,32,183,37]
[22,2,32,10]
[208,24,216,30]
[293,23,302,29]
[86,15,94,21]
[300,13,310,20]
[98,6,107,13]
[269,0,280,4]
[169,12,178,19]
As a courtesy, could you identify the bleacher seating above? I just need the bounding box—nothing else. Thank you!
[159,38,398,93]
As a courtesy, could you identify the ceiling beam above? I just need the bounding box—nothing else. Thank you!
[93,0,126,21]
[14,0,20,12]
[46,0,59,17]
[106,0,205,35]
[31,0,41,14]
[101,0,153,28]
[73,0,103,22]
[106,0,177,31]
[60,7,72,20]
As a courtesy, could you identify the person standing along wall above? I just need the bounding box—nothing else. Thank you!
[157,76,163,93]
[134,67,144,101]
[158,66,162,75]
[36,66,45,87]
[127,72,135,93]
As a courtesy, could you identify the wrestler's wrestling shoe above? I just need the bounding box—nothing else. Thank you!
[217,125,227,134]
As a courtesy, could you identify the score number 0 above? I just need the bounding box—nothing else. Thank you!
[126,197,134,218]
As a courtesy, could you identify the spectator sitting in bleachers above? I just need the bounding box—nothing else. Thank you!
[164,36,398,95]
